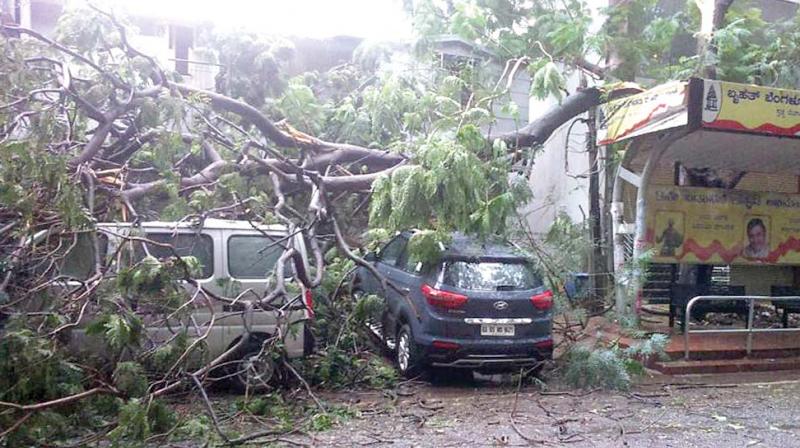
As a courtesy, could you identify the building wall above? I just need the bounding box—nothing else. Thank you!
[522,69,601,235]
[432,38,531,134]
[11,0,216,90]
[730,265,795,295]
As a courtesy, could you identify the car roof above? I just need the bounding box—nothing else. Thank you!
[401,230,529,261]
[97,218,288,232]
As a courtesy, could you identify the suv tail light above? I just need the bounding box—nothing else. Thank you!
[421,284,468,309]
[431,340,461,350]
[304,289,314,318]
[531,290,553,310]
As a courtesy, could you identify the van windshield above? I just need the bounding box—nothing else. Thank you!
[441,260,542,291]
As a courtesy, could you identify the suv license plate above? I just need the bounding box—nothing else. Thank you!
[480,324,515,336]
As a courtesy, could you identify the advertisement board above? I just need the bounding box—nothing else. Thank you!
[701,80,800,137]
[597,81,689,145]
[646,186,800,265]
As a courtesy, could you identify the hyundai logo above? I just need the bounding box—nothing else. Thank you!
[493,301,509,311]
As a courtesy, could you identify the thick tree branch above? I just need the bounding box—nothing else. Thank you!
[491,85,642,148]
[170,82,406,167]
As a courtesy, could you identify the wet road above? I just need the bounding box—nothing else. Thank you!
[297,371,800,447]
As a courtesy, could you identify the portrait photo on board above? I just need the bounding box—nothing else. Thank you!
[741,216,770,259]
[655,211,685,258]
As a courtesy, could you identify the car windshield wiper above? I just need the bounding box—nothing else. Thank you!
[495,285,516,291]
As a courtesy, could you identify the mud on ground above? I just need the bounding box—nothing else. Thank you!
[291,371,800,447]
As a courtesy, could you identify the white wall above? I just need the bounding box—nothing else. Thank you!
[522,69,603,235]
[521,0,608,236]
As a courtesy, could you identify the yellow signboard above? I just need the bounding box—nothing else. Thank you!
[597,81,688,145]
[645,186,800,265]
[702,80,800,136]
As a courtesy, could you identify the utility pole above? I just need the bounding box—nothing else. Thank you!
[586,104,607,305]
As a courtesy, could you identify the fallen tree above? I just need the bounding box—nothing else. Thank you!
[0,0,718,443]
[0,5,587,444]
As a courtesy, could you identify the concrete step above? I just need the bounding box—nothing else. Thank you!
[663,346,800,361]
[653,356,800,375]
[661,332,800,361]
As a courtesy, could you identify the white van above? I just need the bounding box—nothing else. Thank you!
[55,219,313,390]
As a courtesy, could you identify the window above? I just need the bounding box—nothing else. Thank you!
[379,236,406,265]
[228,235,286,279]
[60,233,108,280]
[133,233,214,279]
[442,261,542,291]
[396,247,423,274]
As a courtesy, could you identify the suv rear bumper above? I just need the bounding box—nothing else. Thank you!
[420,337,553,371]
[430,355,545,369]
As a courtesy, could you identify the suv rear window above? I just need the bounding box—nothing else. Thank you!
[441,261,542,291]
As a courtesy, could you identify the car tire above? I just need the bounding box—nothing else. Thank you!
[228,335,276,393]
[396,324,423,378]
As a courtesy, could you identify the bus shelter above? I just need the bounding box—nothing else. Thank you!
[600,78,800,336]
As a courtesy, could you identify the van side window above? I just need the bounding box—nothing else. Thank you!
[133,233,214,279]
[379,237,406,265]
[60,233,108,280]
[228,235,286,278]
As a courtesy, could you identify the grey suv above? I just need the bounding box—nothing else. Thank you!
[353,231,553,377]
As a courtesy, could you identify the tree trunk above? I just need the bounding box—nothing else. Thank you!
[697,0,735,79]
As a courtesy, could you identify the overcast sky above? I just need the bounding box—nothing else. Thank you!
[96,0,413,40]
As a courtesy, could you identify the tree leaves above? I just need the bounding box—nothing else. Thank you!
[531,61,565,101]
[113,362,148,398]
[86,313,143,352]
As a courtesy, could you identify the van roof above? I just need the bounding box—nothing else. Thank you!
[98,218,288,232]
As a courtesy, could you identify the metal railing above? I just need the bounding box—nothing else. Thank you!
[684,295,800,360]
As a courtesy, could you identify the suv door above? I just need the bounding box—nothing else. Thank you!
[360,235,405,293]
[356,235,408,341]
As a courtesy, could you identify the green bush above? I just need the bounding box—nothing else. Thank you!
[562,334,668,391]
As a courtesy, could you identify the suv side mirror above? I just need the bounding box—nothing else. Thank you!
[364,251,377,262]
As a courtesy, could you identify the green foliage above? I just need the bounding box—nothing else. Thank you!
[308,406,358,432]
[0,142,89,230]
[0,325,118,445]
[296,255,398,390]
[200,31,295,106]
[86,312,143,352]
[146,331,190,373]
[116,254,200,307]
[0,326,85,405]
[369,127,528,241]
[531,61,565,101]
[278,77,327,135]
[113,362,148,398]
[105,398,176,445]
[564,345,632,391]
[406,229,450,265]
[563,334,667,391]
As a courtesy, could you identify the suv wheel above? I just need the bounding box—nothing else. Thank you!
[396,324,423,378]
[229,336,275,393]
